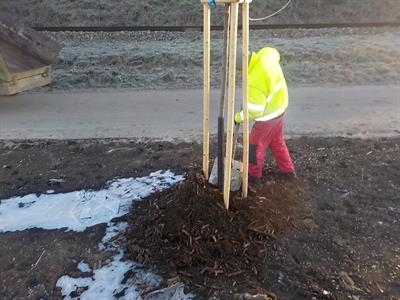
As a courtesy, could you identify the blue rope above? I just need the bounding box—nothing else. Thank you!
[208,0,217,7]
[208,0,225,8]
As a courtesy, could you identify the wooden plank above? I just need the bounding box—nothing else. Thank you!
[9,66,50,82]
[203,3,211,179]
[0,61,50,88]
[242,2,249,198]
[0,68,51,95]
[223,2,239,209]
[0,39,50,82]
[0,55,10,81]
[0,37,45,74]
[0,14,62,64]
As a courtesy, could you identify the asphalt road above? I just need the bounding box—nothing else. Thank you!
[0,85,399,141]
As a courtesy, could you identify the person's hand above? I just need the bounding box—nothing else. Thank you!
[234,112,243,124]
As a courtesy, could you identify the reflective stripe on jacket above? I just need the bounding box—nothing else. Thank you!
[235,47,288,123]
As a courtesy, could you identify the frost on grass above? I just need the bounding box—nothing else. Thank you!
[43,28,400,91]
[0,170,184,232]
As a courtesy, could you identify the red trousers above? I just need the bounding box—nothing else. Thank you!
[249,114,294,178]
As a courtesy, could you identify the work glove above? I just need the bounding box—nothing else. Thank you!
[234,112,243,124]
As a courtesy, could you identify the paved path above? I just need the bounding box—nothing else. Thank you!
[0,86,399,140]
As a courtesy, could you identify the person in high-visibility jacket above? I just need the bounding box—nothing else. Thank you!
[235,47,295,184]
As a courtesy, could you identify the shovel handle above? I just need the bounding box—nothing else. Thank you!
[217,5,231,190]
[217,117,224,189]
[232,122,240,161]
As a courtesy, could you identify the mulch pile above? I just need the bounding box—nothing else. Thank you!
[126,172,307,297]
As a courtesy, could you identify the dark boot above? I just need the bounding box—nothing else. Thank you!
[279,171,298,179]
[248,175,262,194]
[249,175,262,184]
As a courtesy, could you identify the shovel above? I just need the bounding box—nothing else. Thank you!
[209,123,242,192]
[216,5,231,190]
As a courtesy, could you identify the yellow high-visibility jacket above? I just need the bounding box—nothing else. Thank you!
[235,47,288,123]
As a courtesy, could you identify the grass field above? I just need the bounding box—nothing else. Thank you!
[2,0,400,27]
[40,27,400,91]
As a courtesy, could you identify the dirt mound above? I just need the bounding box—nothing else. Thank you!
[126,172,308,297]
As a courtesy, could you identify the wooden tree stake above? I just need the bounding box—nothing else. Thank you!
[223,2,239,209]
[203,3,211,179]
[242,2,249,198]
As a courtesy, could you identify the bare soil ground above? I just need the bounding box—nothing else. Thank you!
[0,224,108,299]
[0,139,200,300]
[0,137,399,299]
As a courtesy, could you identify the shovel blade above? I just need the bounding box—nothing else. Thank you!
[209,157,242,192]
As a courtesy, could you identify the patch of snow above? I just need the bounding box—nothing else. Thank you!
[0,170,183,232]
[57,251,141,300]
[99,222,129,251]
[77,261,92,273]
[56,276,92,299]
[57,220,165,300]
[322,290,330,295]
[58,251,193,300]
[1,170,192,299]
[48,178,66,184]
[142,283,188,300]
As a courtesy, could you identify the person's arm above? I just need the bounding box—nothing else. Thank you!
[234,87,267,123]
